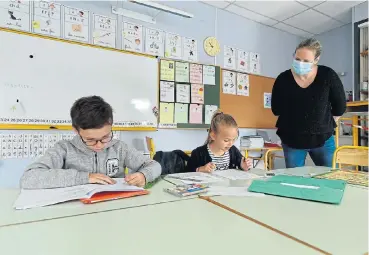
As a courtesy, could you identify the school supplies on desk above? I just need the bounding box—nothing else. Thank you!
[14,178,145,210]
[248,175,347,204]
[164,184,209,197]
[314,170,368,187]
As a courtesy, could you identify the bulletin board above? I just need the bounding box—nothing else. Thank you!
[158,59,221,129]
[220,73,277,129]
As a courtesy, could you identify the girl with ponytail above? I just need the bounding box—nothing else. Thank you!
[187,111,252,172]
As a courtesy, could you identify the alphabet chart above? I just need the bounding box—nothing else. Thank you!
[0,132,120,159]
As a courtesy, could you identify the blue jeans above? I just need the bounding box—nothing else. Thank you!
[282,136,336,168]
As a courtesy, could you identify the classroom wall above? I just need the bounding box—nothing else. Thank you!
[316,24,353,91]
[0,1,305,186]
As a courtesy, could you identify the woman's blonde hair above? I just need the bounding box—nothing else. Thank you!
[295,38,322,59]
[204,111,238,144]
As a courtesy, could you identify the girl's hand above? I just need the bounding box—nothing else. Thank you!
[197,162,216,173]
[241,157,252,171]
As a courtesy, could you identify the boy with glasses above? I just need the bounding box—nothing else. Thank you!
[20,96,161,189]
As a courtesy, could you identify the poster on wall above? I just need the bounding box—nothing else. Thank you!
[122,22,143,53]
[223,45,236,70]
[250,52,261,74]
[236,73,249,96]
[145,27,164,57]
[237,49,249,73]
[264,92,271,108]
[222,70,236,95]
[165,32,182,59]
[183,37,198,62]
[93,14,116,48]
[63,6,89,42]
[32,1,61,37]
[0,0,31,32]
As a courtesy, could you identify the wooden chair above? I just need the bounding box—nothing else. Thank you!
[332,146,368,170]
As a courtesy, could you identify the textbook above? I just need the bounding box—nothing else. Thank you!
[14,178,146,210]
[164,184,209,197]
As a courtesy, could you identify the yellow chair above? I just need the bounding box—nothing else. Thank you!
[145,136,156,159]
[332,146,368,170]
[264,148,284,170]
[145,136,192,158]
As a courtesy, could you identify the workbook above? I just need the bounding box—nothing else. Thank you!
[14,178,146,210]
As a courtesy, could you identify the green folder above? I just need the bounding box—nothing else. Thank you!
[248,175,346,204]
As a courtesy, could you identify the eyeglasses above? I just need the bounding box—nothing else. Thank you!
[80,132,114,146]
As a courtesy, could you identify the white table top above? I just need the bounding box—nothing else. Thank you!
[0,199,322,255]
[211,185,368,255]
[0,179,195,227]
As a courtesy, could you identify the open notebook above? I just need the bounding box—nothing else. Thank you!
[14,178,148,210]
[167,169,261,184]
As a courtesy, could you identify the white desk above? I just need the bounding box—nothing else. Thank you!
[0,199,322,255]
[211,185,368,255]
[0,179,195,227]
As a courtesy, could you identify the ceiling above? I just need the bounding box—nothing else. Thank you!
[201,1,365,37]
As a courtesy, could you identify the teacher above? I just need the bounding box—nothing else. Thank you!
[271,38,346,168]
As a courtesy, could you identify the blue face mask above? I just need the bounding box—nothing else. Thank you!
[292,59,313,75]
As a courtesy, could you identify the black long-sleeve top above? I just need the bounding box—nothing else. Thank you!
[186,145,243,172]
[271,65,346,149]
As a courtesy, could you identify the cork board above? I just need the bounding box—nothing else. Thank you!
[220,74,277,128]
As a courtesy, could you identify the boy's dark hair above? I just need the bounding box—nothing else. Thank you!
[70,96,113,130]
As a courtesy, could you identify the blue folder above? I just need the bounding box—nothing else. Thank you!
[248,175,346,204]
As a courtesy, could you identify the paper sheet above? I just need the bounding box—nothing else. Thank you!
[160,81,175,102]
[159,102,174,123]
[167,172,223,184]
[165,32,182,59]
[191,84,204,104]
[264,93,271,108]
[175,103,188,124]
[222,70,236,95]
[175,62,190,83]
[190,63,203,84]
[212,169,261,181]
[224,45,236,69]
[122,22,143,52]
[206,187,265,197]
[203,65,216,85]
[236,73,249,96]
[145,27,164,57]
[183,37,198,62]
[189,104,203,124]
[160,60,175,81]
[13,178,143,210]
[176,84,190,103]
[237,49,249,72]
[205,105,218,124]
[250,52,261,74]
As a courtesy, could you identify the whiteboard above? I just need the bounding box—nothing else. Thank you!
[0,29,158,128]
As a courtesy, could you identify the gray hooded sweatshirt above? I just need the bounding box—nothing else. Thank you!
[20,136,162,189]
